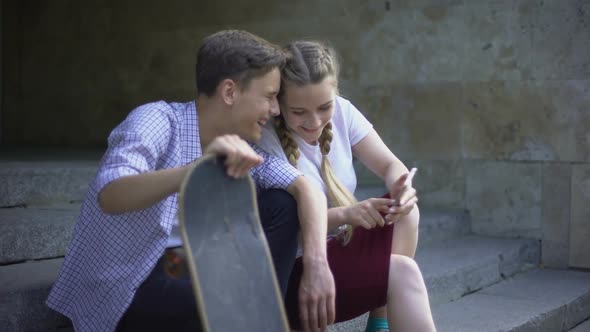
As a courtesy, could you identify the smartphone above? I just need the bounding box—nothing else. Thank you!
[395,167,417,206]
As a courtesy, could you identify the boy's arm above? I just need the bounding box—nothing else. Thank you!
[286,177,336,330]
[98,166,190,214]
[286,177,328,261]
[249,144,335,330]
[100,134,263,215]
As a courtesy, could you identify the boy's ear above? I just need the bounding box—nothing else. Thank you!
[219,78,238,106]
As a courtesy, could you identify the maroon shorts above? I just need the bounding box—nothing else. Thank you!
[285,218,394,329]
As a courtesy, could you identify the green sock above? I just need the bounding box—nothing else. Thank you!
[365,317,389,332]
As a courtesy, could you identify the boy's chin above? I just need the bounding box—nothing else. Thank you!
[249,134,261,143]
[245,131,261,143]
[248,128,262,143]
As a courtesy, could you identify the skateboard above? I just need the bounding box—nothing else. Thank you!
[178,155,290,332]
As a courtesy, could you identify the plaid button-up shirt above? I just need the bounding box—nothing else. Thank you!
[47,101,301,332]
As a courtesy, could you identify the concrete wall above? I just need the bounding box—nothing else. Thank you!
[352,0,590,268]
[0,0,3,144]
[1,0,371,147]
[2,0,589,267]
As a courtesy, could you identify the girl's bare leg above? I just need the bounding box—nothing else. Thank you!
[368,207,420,326]
[386,254,436,332]
[390,206,420,258]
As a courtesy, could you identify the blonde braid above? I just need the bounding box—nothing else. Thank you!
[274,116,300,167]
[280,40,356,245]
[319,122,333,156]
[319,122,357,208]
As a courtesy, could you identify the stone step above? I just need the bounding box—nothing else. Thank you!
[570,318,590,331]
[433,269,590,332]
[0,161,97,207]
[0,234,537,331]
[418,208,470,246]
[0,184,468,264]
[0,204,81,264]
[0,147,103,208]
[328,235,540,331]
[25,311,590,332]
[417,235,540,305]
[0,209,468,265]
[0,259,70,332]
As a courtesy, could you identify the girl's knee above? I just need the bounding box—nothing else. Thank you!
[389,254,420,277]
[388,254,424,295]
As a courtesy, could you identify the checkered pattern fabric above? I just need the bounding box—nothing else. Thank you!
[46,100,301,332]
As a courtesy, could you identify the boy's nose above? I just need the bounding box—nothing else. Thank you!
[270,98,280,116]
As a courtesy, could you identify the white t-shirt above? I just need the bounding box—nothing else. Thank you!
[258,96,373,198]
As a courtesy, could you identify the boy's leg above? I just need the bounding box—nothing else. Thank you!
[116,250,202,332]
[257,189,300,296]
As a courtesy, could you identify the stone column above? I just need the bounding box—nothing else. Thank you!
[570,165,590,269]
[0,0,3,144]
[542,164,571,269]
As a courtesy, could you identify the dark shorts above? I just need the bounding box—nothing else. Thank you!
[116,248,202,332]
[117,189,299,331]
[285,222,395,329]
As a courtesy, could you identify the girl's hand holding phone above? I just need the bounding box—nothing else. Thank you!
[385,168,418,224]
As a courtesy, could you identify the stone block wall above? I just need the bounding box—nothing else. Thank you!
[352,0,590,268]
[2,0,589,267]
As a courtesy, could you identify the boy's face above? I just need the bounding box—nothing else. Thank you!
[231,68,281,142]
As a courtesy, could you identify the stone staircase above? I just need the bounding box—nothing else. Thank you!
[0,151,99,332]
[1,152,590,332]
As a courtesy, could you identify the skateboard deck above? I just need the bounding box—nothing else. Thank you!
[179,155,290,332]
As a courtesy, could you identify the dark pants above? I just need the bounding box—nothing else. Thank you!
[116,189,300,331]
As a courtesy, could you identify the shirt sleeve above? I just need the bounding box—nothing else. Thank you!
[94,102,173,193]
[249,143,302,190]
[340,97,373,146]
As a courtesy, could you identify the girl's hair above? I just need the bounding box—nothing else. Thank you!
[275,40,356,208]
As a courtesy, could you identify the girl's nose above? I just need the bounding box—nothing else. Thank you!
[307,113,322,128]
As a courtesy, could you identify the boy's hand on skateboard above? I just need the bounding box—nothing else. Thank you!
[299,258,335,332]
[203,135,264,178]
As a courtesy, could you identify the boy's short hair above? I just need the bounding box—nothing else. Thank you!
[196,30,286,96]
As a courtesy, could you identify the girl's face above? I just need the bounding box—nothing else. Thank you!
[281,77,337,145]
